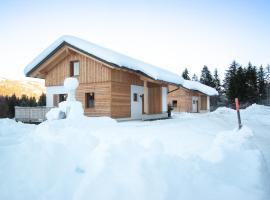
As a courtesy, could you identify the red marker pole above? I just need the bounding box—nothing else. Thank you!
[235,98,242,129]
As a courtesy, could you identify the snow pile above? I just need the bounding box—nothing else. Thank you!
[0,105,269,200]
[46,77,84,120]
[24,35,184,85]
[183,80,218,96]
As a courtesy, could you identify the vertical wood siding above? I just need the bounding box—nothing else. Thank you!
[168,86,208,112]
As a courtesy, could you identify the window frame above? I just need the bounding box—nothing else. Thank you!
[133,93,138,102]
[85,92,95,108]
[172,100,177,108]
[70,60,80,77]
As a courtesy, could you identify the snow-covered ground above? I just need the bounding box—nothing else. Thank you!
[0,105,269,200]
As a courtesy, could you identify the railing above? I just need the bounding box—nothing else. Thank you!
[15,106,53,123]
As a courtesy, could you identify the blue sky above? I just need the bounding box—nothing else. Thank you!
[0,0,269,80]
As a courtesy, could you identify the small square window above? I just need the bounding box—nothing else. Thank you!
[70,61,80,77]
[59,94,67,102]
[133,93,138,102]
[172,100,177,107]
[85,92,95,108]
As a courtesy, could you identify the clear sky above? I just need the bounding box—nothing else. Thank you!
[0,0,269,81]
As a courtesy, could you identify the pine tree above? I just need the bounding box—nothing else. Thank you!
[257,65,266,100]
[192,73,198,81]
[235,66,247,103]
[38,93,46,106]
[0,96,9,117]
[246,62,258,103]
[200,65,215,87]
[29,96,37,107]
[224,61,238,103]
[182,68,190,80]
[213,68,221,93]
[19,95,29,107]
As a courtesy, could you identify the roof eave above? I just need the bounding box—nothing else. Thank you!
[25,41,181,86]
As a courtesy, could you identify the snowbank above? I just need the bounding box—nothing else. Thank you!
[0,105,268,200]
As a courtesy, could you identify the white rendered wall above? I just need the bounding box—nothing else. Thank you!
[130,85,144,119]
[207,96,210,111]
[46,86,67,107]
[162,87,167,113]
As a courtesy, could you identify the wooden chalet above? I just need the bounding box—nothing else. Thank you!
[24,36,184,120]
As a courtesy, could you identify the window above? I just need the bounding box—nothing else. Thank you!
[85,92,95,108]
[70,61,80,77]
[133,93,138,102]
[53,94,67,107]
[59,94,67,102]
[172,100,177,108]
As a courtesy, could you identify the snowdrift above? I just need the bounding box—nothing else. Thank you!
[0,105,269,200]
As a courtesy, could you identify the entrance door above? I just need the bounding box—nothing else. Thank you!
[131,85,144,119]
[192,96,199,112]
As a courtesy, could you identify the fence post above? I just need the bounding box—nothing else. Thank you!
[235,98,242,129]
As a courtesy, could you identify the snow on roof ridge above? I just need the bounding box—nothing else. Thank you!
[182,80,218,96]
[24,35,184,85]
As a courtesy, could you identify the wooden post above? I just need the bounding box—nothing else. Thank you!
[144,80,149,114]
[235,98,242,129]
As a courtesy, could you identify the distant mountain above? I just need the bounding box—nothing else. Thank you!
[0,78,45,99]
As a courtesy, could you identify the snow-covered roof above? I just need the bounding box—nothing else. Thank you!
[182,80,218,96]
[24,35,184,85]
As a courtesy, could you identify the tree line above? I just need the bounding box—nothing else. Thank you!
[0,93,46,118]
[182,61,269,107]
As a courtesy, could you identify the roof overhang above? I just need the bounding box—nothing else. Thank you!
[26,41,181,87]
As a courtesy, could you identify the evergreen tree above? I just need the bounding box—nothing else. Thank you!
[19,95,29,107]
[192,73,198,81]
[6,94,18,117]
[224,60,238,103]
[0,96,9,118]
[257,65,266,99]
[235,66,247,103]
[200,65,215,87]
[29,96,37,107]
[213,68,221,93]
[182,68,190,80]
[265,64,270,83]
[38,93,46,106]
[246,62,258,103]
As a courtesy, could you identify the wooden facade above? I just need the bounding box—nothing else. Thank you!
[29,45,166,119]
[167,85,209,113]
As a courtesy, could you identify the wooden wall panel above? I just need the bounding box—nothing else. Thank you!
[111,82,131,118]
[76,82,111,117]
[200,95,207,110]
[45,50,111,86]
[148,87,162,114]
[168,86,207,112]
[111,69,143,85]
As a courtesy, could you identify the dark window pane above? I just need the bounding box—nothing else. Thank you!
[70,61,80,76]
[59,94,67,102]
[172,100,177,107]
[133,93,138,102]
[86,92,95,108]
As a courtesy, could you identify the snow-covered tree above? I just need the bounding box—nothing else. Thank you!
[182,68,190,80]
[192,73,199,81]
[213,68,221,93]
